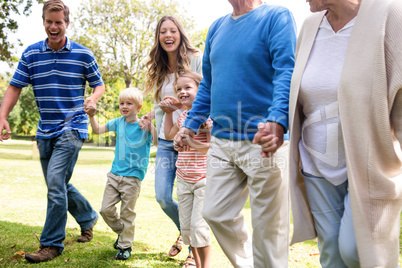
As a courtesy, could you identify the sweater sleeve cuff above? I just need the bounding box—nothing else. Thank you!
[183,117,203,134]
[266,111,288,131]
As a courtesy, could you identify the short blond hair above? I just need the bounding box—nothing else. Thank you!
[118,87,143,106]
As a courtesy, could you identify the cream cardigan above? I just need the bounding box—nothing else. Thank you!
[288,0,402,267]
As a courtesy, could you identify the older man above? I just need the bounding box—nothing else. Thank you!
[0,0,104,263]
[175,0,296,267]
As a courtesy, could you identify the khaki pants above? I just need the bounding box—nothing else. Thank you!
[203,137,289,268]
[100,172,142,249]
[177,177,211,248]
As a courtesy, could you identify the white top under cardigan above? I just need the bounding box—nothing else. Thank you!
[298,16,355,186]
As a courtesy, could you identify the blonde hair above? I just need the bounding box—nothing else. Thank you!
[174,71,202,93]
[42,0,70,23]
[119,87,143,106]
[144,15,200,102]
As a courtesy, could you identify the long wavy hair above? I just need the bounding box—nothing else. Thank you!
[144,15,200,103]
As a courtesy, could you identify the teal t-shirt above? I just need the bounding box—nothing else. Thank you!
[107,117,152,180]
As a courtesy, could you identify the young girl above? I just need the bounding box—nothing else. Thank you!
[140,15,202,265]
[161,72,212,268]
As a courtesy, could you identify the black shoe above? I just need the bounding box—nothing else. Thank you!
[115,247,131,260]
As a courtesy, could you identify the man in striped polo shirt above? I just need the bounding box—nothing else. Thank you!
[0,0,105,263]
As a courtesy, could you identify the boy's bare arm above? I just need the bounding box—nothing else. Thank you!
[144,121,158,145]
[87,115,108,134]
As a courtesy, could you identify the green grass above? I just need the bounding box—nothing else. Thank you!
[0,140,399,267]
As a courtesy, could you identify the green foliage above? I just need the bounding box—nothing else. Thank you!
[1,0,206,139]
[71,0,194,89]
[0,74,39,136]
[191,27,208,52]
[0,0,44,63]
[0,73,7,96]
[9,86,39,135]
[71,0,198,143]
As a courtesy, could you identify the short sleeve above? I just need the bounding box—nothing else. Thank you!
[106,118,118,132]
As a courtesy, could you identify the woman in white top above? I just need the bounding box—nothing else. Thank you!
[288,0,402,267]
[142,15,202,267]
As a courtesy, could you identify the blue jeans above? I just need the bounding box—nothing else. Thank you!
[37,130,98,251]
[154,139,180,231]
[302,171,359,268]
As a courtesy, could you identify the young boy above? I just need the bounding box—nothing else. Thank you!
[86,87,157,260]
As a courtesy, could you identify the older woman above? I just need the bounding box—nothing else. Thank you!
[288,0,402,267]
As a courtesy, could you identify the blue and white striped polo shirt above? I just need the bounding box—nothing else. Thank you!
[10,37,103,139]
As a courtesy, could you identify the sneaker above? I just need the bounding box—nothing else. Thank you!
[77,219,97,243]
[115,247,132,260]
[25,245,61,263]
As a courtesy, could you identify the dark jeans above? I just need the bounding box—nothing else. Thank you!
[36,130,98,251]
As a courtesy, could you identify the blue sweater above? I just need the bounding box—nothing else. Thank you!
[184,4,296,141]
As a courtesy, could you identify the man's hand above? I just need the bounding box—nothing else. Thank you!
[253,122,285,158]
[0,118,11,141]
[159,96,184,113]
[174,127,195,151]
[84,97,97,116]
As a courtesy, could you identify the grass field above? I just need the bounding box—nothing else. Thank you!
[0,140,400,267]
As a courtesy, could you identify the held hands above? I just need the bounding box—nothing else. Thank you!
[84,97,97,117]
[173,128,196,152]
[139,118,153,131]
[159,96,184,113]
[0,118,11,141]
[252,122,285,158]
[139,114,152,130]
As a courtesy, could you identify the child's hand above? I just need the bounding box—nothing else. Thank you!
[198,122,211,133]
[173,133,193,152]
[173,140,190,152]
[181,133,196,148]
[84,100,96,117]
[139,118,152,131]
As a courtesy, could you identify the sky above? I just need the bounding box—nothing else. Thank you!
[0,0,311,74]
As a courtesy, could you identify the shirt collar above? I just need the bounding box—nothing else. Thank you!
[320,16,357,33]
[41,36,72,52]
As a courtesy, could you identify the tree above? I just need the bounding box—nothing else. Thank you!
[72,0,195,89]
[190,28,208,52]
[0,0,44,63]
[70,0,197,144]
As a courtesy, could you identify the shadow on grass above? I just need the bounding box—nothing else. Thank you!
[0,221,181,267]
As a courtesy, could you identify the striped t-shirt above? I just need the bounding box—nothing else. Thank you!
[10,37,103,139]
[176,110,213,183]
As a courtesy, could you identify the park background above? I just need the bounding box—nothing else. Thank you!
[0,0,400,267]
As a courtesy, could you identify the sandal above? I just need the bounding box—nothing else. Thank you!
[168,235,183,257]
[182,254,196,268]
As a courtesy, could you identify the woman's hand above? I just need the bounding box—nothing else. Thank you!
[159,96,184,113]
